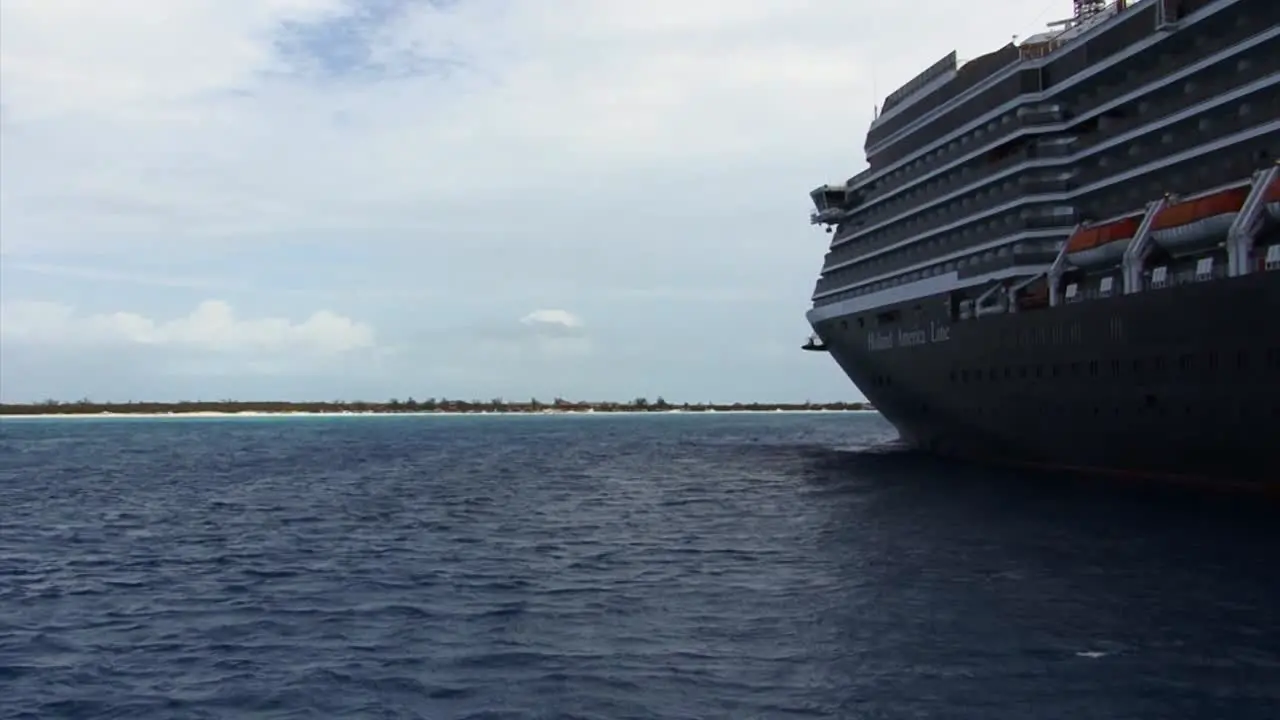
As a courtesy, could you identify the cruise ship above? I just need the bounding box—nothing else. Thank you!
[803,0,1280,486]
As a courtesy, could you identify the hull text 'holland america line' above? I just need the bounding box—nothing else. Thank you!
[802,0,1280,486]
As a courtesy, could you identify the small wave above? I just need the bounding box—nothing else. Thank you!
[3,412,1278,719]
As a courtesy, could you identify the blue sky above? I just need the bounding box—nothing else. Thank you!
[0,0,1069,404]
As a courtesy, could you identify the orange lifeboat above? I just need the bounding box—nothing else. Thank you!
[1064,216,1140,268]
[1149,187,1247,253]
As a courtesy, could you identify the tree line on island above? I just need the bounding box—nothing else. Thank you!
[0,397,872,416]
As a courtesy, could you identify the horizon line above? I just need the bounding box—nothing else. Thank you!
[1,398,871,410]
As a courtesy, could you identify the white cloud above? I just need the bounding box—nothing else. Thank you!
[520,309,583,329]
[0,299,375,355]
[0,0,1073,402]
[437,308,592,362]
[520,308,589,358]
[0,0,1068,254]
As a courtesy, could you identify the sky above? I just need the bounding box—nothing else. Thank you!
[0,0,1072,404]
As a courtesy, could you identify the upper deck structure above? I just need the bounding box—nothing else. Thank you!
[806,0,1279,323]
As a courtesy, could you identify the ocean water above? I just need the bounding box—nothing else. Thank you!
[1,412,1278,719]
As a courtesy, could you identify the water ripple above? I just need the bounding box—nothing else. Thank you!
[1,413,1278,718]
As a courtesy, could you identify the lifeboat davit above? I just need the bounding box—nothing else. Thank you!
[1265,174,1280,222]
[1065,174,1280,269]
[1149,186,1248,255]
[1064,215,1140,268]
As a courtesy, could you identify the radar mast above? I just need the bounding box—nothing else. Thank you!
[1074,0,1108,21]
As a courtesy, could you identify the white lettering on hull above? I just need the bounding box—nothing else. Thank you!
[867,321,952,353]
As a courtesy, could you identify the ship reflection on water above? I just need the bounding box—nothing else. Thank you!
[792,428,1280,715]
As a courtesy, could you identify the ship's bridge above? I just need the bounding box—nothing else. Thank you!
[810,183,863,226]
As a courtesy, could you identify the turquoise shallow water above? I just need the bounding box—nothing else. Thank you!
[1,412,1278,719]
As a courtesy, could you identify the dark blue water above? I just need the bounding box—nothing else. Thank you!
[2,413,1278,719]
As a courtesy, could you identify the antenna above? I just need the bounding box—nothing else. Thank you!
[872,62,879,118]
[870,9,880,118]
[1073,0,1107,20]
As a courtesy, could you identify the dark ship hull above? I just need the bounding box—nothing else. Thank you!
[801,0,1280,488]
[810,267,1280,486]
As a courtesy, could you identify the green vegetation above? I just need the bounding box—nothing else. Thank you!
[0,397,871,416]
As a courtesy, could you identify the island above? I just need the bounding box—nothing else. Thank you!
[0,398,873,416]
